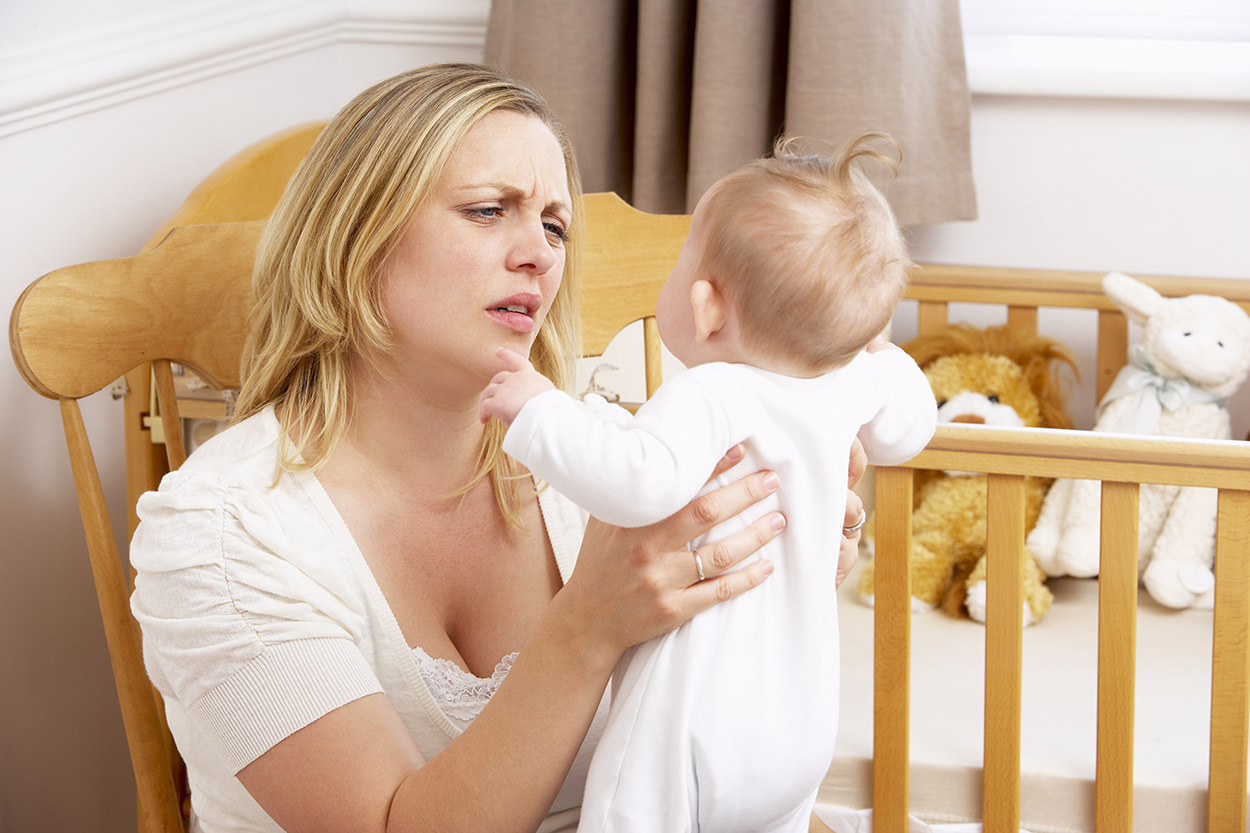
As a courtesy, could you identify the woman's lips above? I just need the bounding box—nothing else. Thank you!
[486,294,541,334]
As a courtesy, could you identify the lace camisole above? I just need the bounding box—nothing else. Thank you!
[412,646,519,723]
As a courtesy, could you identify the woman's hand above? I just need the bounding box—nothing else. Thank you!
[838,490,865,589]
[560,444,783,661]
[837,437,868,588]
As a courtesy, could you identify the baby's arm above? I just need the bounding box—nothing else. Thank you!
[479,347,556,427]
[504,372,735,528]
[857,344,937,465]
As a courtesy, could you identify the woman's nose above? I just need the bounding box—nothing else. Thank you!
[508,221,558,275]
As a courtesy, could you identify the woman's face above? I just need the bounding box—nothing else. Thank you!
[378,109,572,393]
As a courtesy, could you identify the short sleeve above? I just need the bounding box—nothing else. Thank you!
[130,469,383,771]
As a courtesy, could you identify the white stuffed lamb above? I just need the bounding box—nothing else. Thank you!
[1027,272,1250,609]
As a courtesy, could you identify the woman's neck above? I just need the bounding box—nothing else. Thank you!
[329,356,490,490]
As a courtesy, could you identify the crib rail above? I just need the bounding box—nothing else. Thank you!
[907,265,1250,401]
[873,424,1250,833]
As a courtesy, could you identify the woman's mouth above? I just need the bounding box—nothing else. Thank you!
[487,295,541,334]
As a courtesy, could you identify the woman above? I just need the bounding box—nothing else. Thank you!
[130,63,861,833]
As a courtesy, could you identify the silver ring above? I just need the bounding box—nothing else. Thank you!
[693,552,705,582]
[844,508,867,534]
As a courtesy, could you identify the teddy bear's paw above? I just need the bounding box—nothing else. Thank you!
[965,581,987,623]
[1142,559,1205,609]
[1179,563,1216,596]
[1056,526,1101,578]
[1025,525,1062,574]
[1192,587,1216,611]
[964,581,1037,627]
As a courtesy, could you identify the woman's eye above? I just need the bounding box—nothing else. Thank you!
[467,206,503,220]
[544,221,569,243]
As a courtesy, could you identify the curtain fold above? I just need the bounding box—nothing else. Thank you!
[486,0,975,226]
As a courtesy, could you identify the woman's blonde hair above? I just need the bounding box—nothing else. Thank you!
[699,131,911,373]
[234,63,583,525]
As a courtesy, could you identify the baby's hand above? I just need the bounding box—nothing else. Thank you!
[478,347,555,426]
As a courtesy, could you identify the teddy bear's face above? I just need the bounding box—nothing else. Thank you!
[924,353,1042,429]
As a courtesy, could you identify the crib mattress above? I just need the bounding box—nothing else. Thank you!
[823,564,1231,833]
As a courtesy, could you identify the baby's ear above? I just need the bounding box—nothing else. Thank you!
[690,279,728,342]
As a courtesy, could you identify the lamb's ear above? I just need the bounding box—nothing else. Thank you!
[1102,272,1162,325]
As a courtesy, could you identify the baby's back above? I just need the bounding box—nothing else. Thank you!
[582,359,895,833]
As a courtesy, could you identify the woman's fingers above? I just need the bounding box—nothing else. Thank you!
[836,491,865,588]
[848,438,867,490]
[706,443,746,482]
[690,511,785,579]
[671,468,779,545]
[843,490,864,531]
[565,455,782,655]
[835,534,859,589]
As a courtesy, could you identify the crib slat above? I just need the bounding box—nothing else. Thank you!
[1006,306,1037,335]
[1210,489,1250,833]
[917,300,948,334]
[983,474,1024,833]
[1096,481,1138,833]
[1096,310,1129,402]
[874,466,914,833]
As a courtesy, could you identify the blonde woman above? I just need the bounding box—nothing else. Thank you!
[129,63,789,833]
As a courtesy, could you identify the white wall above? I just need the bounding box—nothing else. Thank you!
[2,2,1248,830]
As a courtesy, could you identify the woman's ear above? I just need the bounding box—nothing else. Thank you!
[690,279,727,343]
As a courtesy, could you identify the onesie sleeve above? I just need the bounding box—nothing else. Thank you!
[503,378,737,528]
[857,349,938,466]
[129,470,383,772]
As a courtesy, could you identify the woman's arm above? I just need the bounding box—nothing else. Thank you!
[236,455,783,833]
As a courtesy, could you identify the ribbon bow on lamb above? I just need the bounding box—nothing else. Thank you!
[1096,345,1223,436]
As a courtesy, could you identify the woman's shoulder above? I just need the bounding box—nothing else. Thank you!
[134,405,297,528]
[152,405,281,486]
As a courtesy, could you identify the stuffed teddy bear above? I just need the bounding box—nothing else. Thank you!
[1027,272,1250,609]
[857,324,1077,626]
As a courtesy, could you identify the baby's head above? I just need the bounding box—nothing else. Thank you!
[661,132,911,375]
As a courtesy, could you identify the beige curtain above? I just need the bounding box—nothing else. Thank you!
[485,0,976,226]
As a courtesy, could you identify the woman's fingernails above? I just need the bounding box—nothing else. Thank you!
[769,513,786,532]
[761,471,779,492]
[760,559,775,576]
[727,444,745,461]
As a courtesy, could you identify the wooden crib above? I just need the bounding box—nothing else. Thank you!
[823,266,1250,833]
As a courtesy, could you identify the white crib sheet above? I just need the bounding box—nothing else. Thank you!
[823,565,1226,833]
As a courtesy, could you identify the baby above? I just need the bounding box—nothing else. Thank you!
[479,133,937,832]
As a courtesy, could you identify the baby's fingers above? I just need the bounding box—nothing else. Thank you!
[494,346,532,371]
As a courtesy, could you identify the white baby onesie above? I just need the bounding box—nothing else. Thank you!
[503,351,936,832]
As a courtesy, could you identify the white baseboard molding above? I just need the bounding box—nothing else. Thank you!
[0,0,490,138]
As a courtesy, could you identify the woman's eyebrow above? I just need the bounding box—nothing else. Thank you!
[455,182,571,216]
